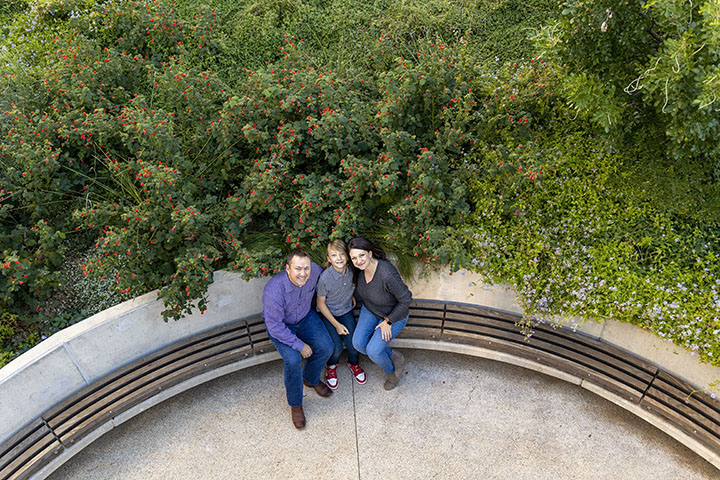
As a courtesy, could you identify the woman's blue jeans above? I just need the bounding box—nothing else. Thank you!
[268,309,333,407]
[321,310,360,366]
[352,305,407,374]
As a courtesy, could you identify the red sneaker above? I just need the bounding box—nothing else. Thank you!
[347,363,367,385]
[325,364,338,390]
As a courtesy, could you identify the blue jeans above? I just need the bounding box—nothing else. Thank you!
[352,305,408,374]
[321,310,360,366]
[268,309,333,407]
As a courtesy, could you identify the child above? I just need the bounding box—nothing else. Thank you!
[316,239,366,389]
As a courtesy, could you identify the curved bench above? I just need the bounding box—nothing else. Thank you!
[1,300,719,479]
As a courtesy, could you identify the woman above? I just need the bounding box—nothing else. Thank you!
[348,237,412,390]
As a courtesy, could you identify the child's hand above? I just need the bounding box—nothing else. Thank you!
[336,324,350,336]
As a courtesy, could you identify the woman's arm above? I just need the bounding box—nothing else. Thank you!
[384,263,412,323]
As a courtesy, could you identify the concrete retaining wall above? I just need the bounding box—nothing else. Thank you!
[2,268,719,445]
[0,271,266,443]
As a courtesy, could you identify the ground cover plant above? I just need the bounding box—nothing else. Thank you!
[1,0,719,371]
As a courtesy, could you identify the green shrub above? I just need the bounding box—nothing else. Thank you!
[170,0,561,84]
[468,128,720,363]
[534,0,720,182]
[453,55,720,364]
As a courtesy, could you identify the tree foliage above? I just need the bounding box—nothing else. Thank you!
[535,0,720,179]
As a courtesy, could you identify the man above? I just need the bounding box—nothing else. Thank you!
[262,248,334,429]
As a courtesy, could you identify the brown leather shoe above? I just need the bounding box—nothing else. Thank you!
[291,406,306,429]
[303,379,333,397]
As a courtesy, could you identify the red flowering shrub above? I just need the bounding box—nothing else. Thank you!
[1,1,478,321]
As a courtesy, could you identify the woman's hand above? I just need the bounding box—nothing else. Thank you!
[374,319,393,342]
[335,324,350,336]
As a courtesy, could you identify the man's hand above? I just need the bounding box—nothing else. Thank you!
[300,344,313,358]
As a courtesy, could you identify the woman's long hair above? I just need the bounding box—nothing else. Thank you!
[348,237,386,285]
[347,237,386,260]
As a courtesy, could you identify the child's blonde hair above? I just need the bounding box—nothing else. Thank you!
[325,239,348,268]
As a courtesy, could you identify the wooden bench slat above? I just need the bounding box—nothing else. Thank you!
[0,419,44,463]
[530,322,659,375]
[445,309,651,368]
[409,300,445,311]
[408,311,445,321]
[1,419,49,472]
[644,386,720,439]
[444,303,521,323]
[439,331,591,376]
[248,318,274,354]
[443,316,654,383]
[440,331,589,377]
[641,395,720,453]
[523,330,656,381]
[48,338,252,436]
[43,320,252,424]
[0,419,61,480]
[44,328,251,427]
[1,441,62,480]
[400,327,443,341]
[445,306,658,375]
[55,344,251,445]
[409,305,445,319]
[406,316,443,328]
[445,311,517,329]
[653,371,720,424]
[103,320,252,384]
[440,325,650,398]
[403,314,443,338]
[442,318,517,342]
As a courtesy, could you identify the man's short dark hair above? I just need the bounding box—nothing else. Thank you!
[286,248,311,266]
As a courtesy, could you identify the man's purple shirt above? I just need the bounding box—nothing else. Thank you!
[262,262,322,351]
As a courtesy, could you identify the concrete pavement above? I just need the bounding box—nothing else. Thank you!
[47,350,718,480]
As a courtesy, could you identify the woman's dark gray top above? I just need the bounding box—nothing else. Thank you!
[355,259,412,323]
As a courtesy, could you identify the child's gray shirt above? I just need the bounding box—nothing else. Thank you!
[316,267,354,316]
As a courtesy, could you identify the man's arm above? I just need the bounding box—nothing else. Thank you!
[262,283,306,352]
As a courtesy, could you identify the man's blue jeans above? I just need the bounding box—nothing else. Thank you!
[321,309,360,366]
[268,309,333,407]
[352,305,407,374]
